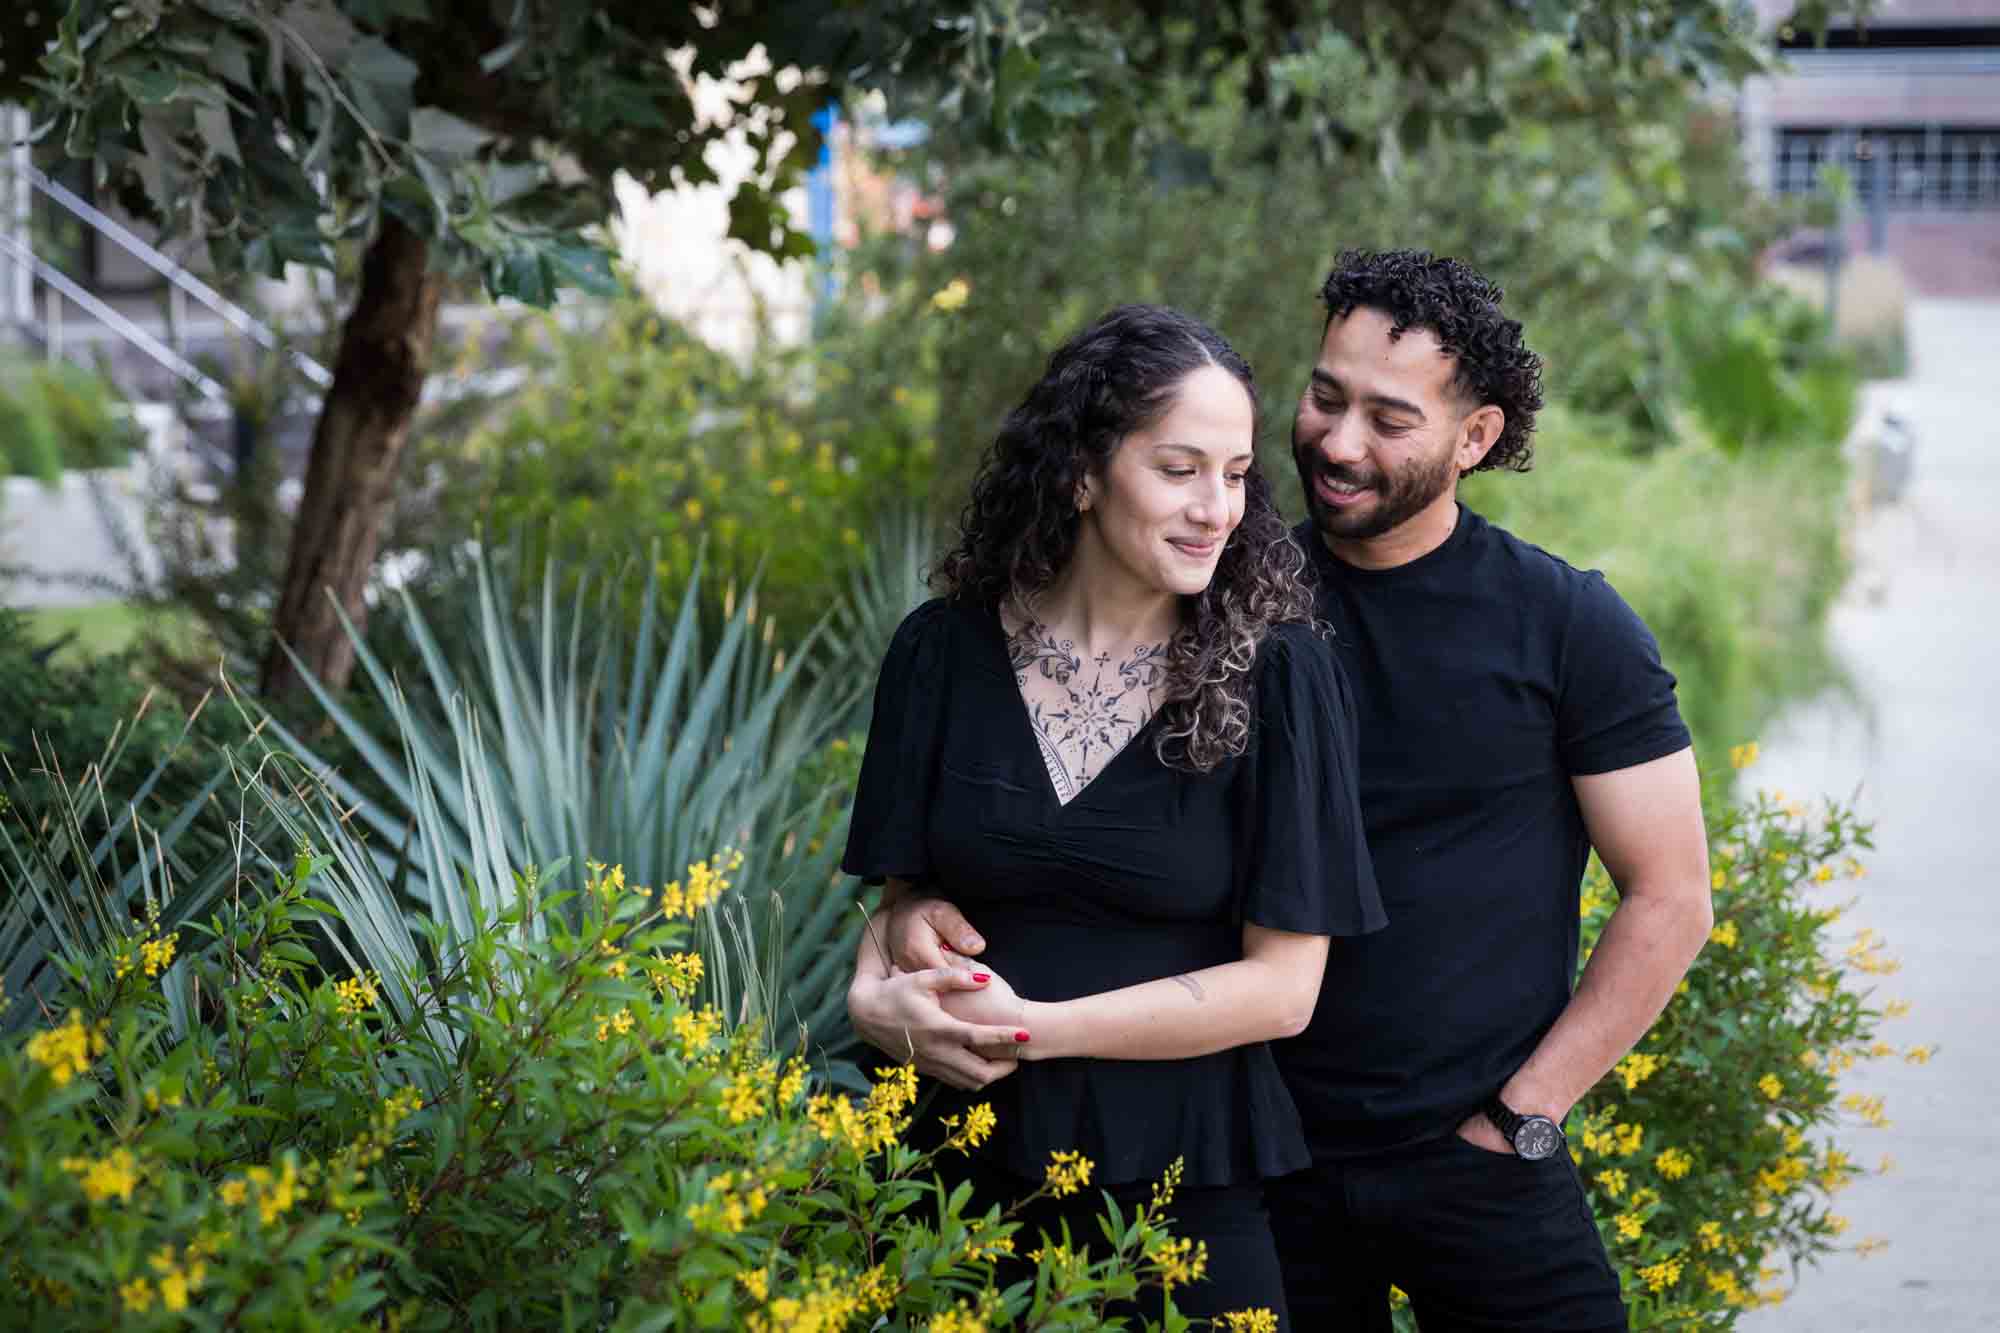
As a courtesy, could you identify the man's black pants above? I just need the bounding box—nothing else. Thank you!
[1267,1132,1628,1332]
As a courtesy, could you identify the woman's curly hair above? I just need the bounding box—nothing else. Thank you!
[1320,248,1545,472]
[934,304,1314,773]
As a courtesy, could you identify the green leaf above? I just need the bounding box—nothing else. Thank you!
[341,36,418,137]
[194,103,242,164]
[114,61,182,105]
[410,106,495,164]
[543,242,617,298]
[492,249,550,306]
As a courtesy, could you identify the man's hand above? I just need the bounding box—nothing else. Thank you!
[886,896,985,971]
[1454,1111,1516,1156]
[847,963,1026,1090]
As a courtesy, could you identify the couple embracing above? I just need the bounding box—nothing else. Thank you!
[842,250,1714,1331]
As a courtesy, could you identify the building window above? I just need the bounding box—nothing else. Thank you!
[1777,127,2000,211]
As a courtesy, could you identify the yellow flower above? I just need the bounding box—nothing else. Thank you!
[1613,1122,1644,1156]
[1812,864,1835,884]
[1697,1221,1724,1251]
[1884,999,1912,1019]
[1710,920,1740,949]
[1730,741,1759,769]
[248,1157,301,1226]
[1615,1211,1646,1241]
[1044,1149,1094,1199]
[722,1071,768,1124]
[1828,1214,1850,1235]
[25,1012,98,1087]
[735,1265,770,1302]
[1614,1052,1663,1091]
[942,1101,998,1152]
[1856,1236,1890,1259]
[655,951,705,999]
[1711,868,1727,890]
[139,932,179,978]
[1656,1146,1693,1180]
[1903,1044,1935,1065]
[62,1148,141,1204]
[1150,1235,1208,1293]
[1597,1168,1629,1198]
[1221,1311,1281,1333]
[334,975,378,1017]
[219,1178,248,1207]
[683,498,704,522]
[1757,1073,1784,1101]
[925,1305,987,1333]
[930,278,971,312]
[121,1278,154,1314]
[1638,1257,1685,1292]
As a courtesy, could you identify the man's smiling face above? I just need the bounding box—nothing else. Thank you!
[1291,306,1481,545]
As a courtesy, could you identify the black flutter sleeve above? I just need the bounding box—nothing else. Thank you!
[840,598,955,885]
[1238,623,1386,937]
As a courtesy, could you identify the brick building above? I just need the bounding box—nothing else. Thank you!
[1740,0,2000,294]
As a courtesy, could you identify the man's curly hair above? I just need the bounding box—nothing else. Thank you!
[934,304,1314,773]
[1320,249,1545,472]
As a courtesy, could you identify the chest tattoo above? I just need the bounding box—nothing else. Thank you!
[1005,620,1169,804]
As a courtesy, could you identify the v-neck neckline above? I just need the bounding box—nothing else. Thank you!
[981,605,1163,811]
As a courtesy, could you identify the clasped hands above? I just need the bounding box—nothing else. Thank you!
[848,896,1032,1090]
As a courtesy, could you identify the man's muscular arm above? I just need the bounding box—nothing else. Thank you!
[845,882,1020,1090]
[1459,746,1713,1152]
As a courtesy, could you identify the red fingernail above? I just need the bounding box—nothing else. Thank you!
[972,972,991,983]
[1014,1030,1031,1043]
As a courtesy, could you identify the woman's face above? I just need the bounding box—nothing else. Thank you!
[1077,363,1256,600]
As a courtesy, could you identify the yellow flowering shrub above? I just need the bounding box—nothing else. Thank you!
[2,851,1236,1330]
[1567,778,1923,1328]
[1392,773,1923,1332]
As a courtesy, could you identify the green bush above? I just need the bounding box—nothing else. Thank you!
[433,298,935,640]
[1381,770,1919,1330]
[0,360,140,481]
[1570,770,1917,1327]
[0,607,236,841]
[2,849,1269,1330]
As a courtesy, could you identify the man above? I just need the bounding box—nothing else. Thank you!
[848,249,1713,1331]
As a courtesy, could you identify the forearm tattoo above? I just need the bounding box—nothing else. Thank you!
[1006,619,1168,804]
[1170,974,1206,1002]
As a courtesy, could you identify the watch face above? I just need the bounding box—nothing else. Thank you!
[1515,1117,1564,1161]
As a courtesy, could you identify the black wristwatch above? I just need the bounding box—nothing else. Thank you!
[1483,1096,1566,1161]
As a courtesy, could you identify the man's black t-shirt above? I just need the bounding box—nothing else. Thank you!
[1281,506,1691,1159]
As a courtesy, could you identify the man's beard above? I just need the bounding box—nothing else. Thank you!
[1293,434,1459,543]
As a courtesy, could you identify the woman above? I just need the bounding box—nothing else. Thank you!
[841,304,1382,1324]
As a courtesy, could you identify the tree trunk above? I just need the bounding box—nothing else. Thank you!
[260,214,444,697]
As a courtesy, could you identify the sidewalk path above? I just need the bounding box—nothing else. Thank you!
[1747,300,2000,1330]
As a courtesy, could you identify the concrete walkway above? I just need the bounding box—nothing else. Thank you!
[1746,300,2000,1330]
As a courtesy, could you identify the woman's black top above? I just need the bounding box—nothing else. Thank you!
[841,598,1384,1187]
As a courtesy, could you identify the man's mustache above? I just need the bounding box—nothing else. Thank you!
[1299,457,1383,491]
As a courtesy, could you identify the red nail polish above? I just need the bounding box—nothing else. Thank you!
[1014,1030,1031,1043]
[972,972,991,983]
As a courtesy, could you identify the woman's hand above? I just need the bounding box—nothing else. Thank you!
[848,964,1028,1090]
[941,969,1038,1062]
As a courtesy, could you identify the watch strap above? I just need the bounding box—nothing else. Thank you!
[1483,1095,1525,1141]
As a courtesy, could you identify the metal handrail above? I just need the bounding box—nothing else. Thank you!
[0,230,226,400]
[22,164,333,388]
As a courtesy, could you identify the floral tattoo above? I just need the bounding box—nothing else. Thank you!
[1006,620,1169,804]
